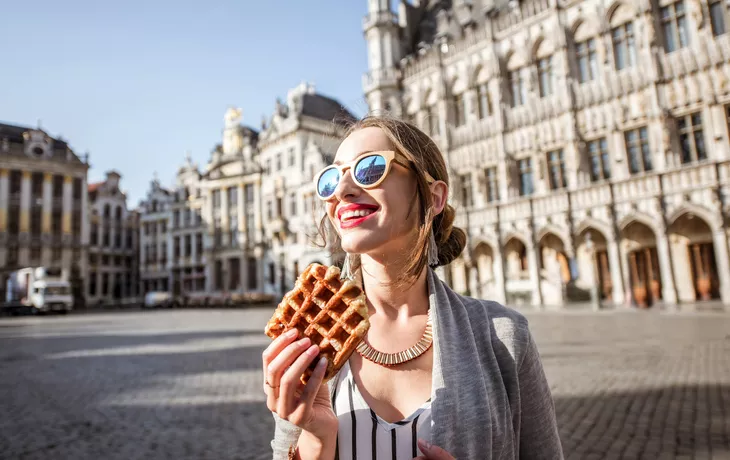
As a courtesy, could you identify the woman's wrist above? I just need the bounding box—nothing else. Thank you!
[295,427,338,460]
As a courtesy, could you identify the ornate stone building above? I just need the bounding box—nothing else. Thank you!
[138,177,173,295]
[0,122,89,301]
[138,83,354,300]
[87,171,140,305]
[362,0,730,308]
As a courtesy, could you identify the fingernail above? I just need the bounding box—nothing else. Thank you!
[418,439,431,452]
[308,344,319,355]
[298,338,311,347]
[318,357,327,368]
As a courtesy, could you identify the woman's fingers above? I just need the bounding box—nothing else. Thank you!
[262,329,299,379]
[265,337,311,389]
[277,344,321,418]
[289,356,328,421]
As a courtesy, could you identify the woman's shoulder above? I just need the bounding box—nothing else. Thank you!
[451,291,533,364]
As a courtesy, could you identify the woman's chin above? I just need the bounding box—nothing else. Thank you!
[340,235,383,256]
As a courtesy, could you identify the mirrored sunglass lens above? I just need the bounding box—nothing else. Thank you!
[317,168,340,197]
[354,155,387,186]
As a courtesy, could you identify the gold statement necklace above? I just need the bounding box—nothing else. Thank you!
[356,308,433,367]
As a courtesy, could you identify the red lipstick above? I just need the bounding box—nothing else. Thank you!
[337,203,379,229]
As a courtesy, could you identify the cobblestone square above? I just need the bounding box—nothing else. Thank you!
[0,308,728,459]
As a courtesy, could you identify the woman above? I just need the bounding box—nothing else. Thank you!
[262,117,563,460]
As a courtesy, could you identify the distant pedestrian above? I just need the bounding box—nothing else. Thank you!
[262,116,564,459]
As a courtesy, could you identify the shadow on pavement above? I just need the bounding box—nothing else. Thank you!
[554,384,730,459]
[0,329,259,358]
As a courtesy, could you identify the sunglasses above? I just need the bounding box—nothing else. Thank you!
[314,150,435,200]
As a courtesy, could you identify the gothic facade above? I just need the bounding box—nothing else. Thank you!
[363,0,730,307]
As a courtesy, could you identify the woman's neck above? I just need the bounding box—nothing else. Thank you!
[358,255,430,322]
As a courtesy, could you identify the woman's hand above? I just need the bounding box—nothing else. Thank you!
[413,439,455,460]
[262,329,338,441]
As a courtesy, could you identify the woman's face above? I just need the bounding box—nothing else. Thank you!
[326,127,420,257]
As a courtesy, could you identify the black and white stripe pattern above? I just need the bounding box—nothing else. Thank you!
[333,362,432,460]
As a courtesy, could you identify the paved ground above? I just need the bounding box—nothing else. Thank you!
[0,308,728,460]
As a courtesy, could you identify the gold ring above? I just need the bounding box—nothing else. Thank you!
[265,380,279,389]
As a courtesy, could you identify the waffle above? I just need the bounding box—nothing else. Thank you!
[265,263,369,385]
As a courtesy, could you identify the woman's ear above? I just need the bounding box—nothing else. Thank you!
[430,180,448,215]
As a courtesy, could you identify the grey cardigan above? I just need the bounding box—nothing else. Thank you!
[270,269,564,459]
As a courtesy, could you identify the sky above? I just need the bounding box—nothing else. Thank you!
[1,1,371,205]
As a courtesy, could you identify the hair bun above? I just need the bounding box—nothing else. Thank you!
[434,204,466,267]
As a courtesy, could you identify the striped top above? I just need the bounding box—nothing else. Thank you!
[332,361,432,460]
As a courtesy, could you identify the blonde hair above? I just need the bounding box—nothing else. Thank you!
[316,115,466,288]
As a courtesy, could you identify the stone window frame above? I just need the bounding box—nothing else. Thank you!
[660,0,690,53]
[506,51,529,107]
[472,65,492,120]
[676,111,707,164]
[422,89,440,136]
[476,82,491,119]
[517,157,534,197]
[534,39,555,98]
[611,20,637,70]
[508,67,528,107]
[546,149,567,190]
[587,137,612,182]
[452,91,467,127]
[575,37,598,83]
[484,166,499,203]
[709,0,728,36]
[624,126,653,174]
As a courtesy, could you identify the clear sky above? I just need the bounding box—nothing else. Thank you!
[1,1,370,206]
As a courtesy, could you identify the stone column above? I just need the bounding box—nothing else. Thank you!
[237,184,245,247]
[619,243,633,307]
[493,250,507,305]
[240,255,248,293]
[0,169,8,233]
[61,176,73,235]
[528,242,543,307]
[221,186,229,247]
[0,169,8,267]
[607,240,625,305]
[712,230,730,306]
[19,171,31,233]
[204,261,213,292]
[254,179,263,242]
[41,173,52,234]
[18,172,31,264]
[467,264,479,297]
[656,231,678,305]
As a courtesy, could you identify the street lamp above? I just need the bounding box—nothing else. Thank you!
[585,232,601,311]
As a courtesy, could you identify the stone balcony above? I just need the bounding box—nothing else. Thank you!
[362,68,399,94]
[362,10,397,31]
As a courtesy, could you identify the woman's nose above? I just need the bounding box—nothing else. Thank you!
[334,168,360,201]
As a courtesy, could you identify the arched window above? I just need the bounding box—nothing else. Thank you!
[609,3,637,70]
[423,90,439,136]
[115,206,122,221]
[574,22,598,82]
[451,79,467,127]
[506,53,528,107]
[660,1,689,53]
[473,66,491,119]
[534,40,554,97]
[103,204,110,218]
